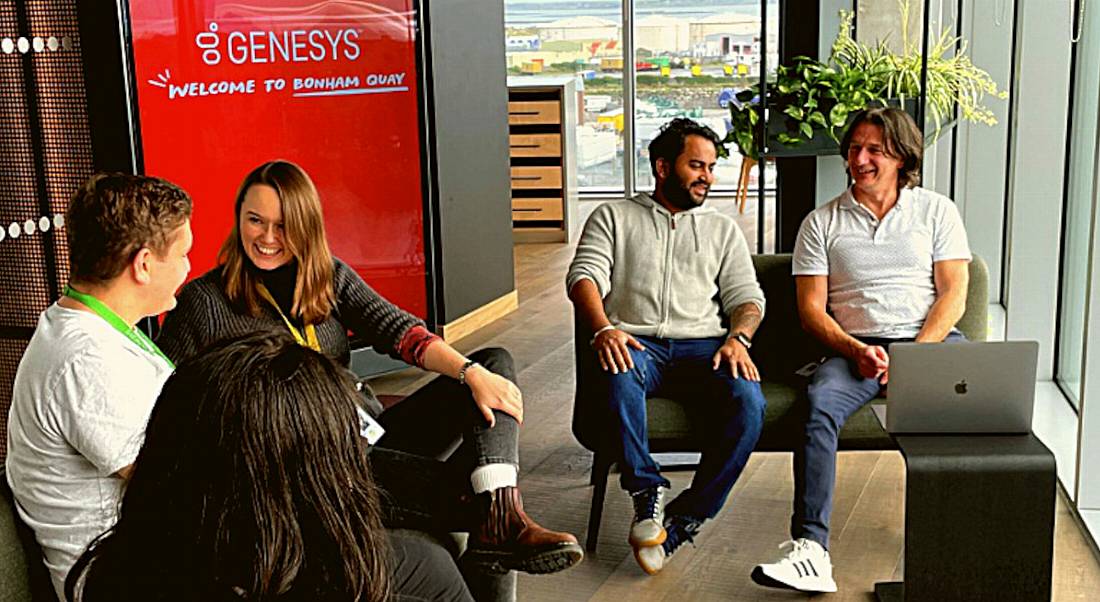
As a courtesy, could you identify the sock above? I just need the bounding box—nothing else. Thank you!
[470,463,518,494]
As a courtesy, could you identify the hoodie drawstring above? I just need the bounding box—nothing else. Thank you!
[691,213,700,253]
[649,200,700,252]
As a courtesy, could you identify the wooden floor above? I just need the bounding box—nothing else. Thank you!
[371,241,1100,601]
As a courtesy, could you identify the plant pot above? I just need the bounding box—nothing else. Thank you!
[761,98,950,158]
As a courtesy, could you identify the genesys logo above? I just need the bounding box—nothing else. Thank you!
[144,22,410,101]
[194,22,362,66]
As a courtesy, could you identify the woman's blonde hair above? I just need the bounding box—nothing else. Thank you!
[219,160,335,324]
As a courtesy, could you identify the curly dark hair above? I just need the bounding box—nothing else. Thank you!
[840,107,924,189]
[66,173,192,284]
[66,331,391,602]
[647,117,723,178]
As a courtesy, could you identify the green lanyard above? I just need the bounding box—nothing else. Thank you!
[63,285,175,369]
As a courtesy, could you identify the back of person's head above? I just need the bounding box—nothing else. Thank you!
[67,173,192,285]
[840,106,923,189]
[219,160,335,324]
[647,117,722,179]
[67,331,389,602]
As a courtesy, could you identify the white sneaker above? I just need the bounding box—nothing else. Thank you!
[628,486,667,547]
[751,538,838,593]
[634,542,666,575]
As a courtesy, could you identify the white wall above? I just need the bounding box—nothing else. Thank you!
[953,0,1014,302]
[1003,0,1073,381]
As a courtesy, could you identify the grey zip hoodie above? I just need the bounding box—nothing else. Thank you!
[567,193,765,340]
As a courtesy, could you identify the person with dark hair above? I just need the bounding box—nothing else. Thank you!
[156,160,582,580]
[66,331,473,602]
[752,107,971,594]
[5,173,193,598]
[567,117,767,574]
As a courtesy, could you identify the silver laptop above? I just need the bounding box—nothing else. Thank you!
[874,340,1039,434]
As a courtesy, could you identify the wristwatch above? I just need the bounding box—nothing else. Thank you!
[731,332,753,350]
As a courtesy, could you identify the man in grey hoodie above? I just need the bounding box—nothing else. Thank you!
[567,118,767,575]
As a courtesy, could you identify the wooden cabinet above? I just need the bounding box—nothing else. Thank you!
[507,77,578,242]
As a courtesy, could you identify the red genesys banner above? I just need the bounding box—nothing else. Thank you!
[128,0,429,319]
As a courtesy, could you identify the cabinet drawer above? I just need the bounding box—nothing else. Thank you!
[512,198,563,221]
[509,133,561,157]
[510,166,562,189]
[507,100,561,125]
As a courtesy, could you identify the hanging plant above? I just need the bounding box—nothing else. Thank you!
[724,0,1008,160]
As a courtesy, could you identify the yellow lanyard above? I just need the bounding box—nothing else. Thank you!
[256,283,320,352]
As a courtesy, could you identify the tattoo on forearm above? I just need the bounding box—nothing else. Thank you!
[729,303,763,336]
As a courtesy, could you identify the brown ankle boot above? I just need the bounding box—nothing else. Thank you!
[462,486,583,575]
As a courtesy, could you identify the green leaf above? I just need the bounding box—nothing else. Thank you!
[829,103,849,127]
[809,111,827,127]
[784,105,804,119]
[800,122,814,139]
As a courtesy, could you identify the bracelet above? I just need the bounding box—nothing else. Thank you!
[457,360,479,386]
[590,325,616,346]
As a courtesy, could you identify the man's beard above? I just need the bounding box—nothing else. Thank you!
[661,171,708,210]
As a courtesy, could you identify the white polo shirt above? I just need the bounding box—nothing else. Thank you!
[792,186,971,339]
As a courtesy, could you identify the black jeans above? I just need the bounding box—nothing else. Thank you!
[372,347,520,532]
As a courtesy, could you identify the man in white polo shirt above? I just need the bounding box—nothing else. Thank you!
[6,174,192,598]
[752,107,971,594]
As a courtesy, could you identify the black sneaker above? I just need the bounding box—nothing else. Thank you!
[628,485,668,547]
[633,514,703,575]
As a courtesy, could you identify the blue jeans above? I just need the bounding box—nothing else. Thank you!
[791,333,965,549]
[603,335,766,520]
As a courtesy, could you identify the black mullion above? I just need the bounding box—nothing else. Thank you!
[415,0,441,332]
[948,0,963,201]
[918,0,931,173]
[1052,0,1084,400]
[757,0,767,253]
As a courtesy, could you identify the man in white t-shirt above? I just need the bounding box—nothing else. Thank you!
[6,174,193,598]
[752,107,971,594]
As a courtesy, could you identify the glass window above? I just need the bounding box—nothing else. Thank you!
[503,1,778,195]
[503,1,624,191]
[1057,2,1099,410]
[632,1,778,195]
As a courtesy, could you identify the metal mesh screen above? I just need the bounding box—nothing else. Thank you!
[0,0,92,463]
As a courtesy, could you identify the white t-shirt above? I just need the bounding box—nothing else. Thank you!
[5,304,172,598]
[792,186,972,338]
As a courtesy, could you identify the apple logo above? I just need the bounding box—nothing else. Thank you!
[954,380,968,395]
